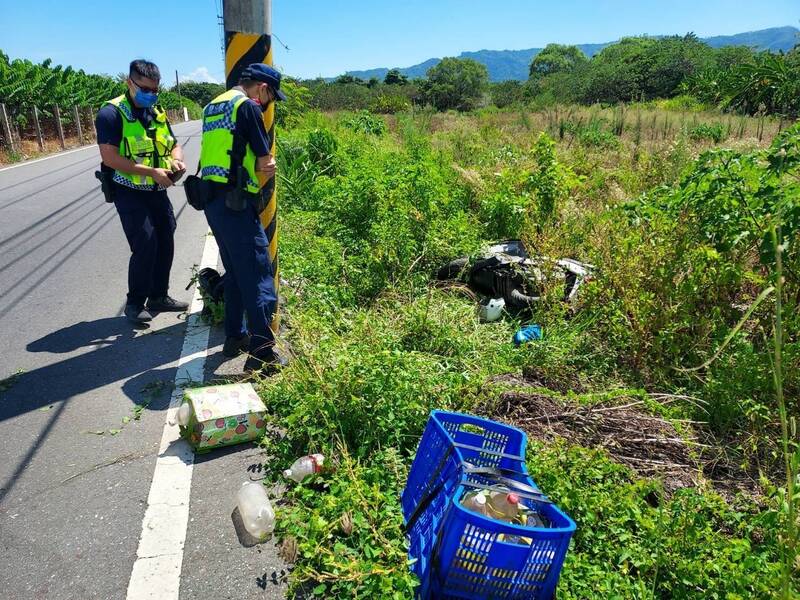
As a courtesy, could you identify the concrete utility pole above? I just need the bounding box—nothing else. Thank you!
[223,0,279,332]
[175,70,182,105]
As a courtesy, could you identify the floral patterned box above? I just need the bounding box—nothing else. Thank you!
[180,383,267,453]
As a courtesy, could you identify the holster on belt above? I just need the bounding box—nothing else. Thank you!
[224,165,266,213]
[94,170,116,203]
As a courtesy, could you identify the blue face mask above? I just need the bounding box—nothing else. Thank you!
[134,89,158,108]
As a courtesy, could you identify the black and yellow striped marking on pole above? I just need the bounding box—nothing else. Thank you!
[224,30,279,332]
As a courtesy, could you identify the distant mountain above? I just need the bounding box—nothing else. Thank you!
[344,26,799,83]
[702,26,800,52]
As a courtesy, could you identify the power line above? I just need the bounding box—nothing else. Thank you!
[214,0,225,65]
[272,33,290,52]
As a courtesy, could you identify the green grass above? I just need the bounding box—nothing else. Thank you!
[253,106,798,598]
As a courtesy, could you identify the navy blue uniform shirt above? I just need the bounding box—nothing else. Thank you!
[234,96,271,157]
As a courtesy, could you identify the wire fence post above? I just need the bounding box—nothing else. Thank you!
[0,103,15,153]
[73,105,83,144]
[88,106,97,138]
[54,104,66,149]
[33,105,45,151]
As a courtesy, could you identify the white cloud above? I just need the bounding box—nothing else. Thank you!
[179,66,221,83]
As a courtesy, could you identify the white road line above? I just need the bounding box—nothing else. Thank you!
[126,230,218,600]
[0,144,97,172]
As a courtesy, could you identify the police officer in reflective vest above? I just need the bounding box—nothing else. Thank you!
[96,59,189,324]
[199,63,286,371]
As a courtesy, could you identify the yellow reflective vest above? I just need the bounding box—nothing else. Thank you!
[199,89,260,194]
[103,95,176,190]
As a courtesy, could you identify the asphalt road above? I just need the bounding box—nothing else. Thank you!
[0,122,287,600]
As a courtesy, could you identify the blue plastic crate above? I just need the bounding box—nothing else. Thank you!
[429,486,575,599]
[402,411,528,584]
[402,410,576,599]
[403,411,529,518]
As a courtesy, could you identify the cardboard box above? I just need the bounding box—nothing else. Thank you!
[180,383,267,453]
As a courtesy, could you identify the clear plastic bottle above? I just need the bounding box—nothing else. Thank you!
[283,453,325,483]
[176,402,192,427]
[168,402,193,427]
[236,482,275,540]
[524,509,548,529]
[461,490,489,516]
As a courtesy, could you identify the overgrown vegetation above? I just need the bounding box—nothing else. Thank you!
[252,100,799,598]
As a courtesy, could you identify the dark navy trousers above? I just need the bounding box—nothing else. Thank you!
[113,185,176,307]
[204,193,276,355]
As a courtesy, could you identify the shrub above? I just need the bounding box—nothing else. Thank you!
[343,110,386,135]
[264,109,798,599]
[370,94,411,114]
[420,57,489,111]
[689,122,727,143]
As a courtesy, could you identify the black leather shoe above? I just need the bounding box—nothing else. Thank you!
[125,304,153,324]
[223,334,251,357]
[147,295,190,312]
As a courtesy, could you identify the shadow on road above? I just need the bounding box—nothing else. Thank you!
[0,315,199,503]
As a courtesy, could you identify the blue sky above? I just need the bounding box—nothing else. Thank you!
[0,0,797,82]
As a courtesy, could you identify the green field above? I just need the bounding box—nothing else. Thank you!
[251,104,799,599]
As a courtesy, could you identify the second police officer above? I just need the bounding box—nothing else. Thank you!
[198,63,286,372]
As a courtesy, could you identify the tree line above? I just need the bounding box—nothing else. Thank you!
[3,33,798,128]
[0,51,206,125]
[525,34,800,116]
[299,34,799,117]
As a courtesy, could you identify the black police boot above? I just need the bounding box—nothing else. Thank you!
[125,304,153,324]
[223,334,251,358]
[147,295,190,312]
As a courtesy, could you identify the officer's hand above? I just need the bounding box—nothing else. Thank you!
[171,159,187,173]
[256,154,277,179]
[151,168,175,188]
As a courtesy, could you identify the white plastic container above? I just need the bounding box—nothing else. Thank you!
[478,297,505,322]
[283,453,325,483]
[236,482,275,540]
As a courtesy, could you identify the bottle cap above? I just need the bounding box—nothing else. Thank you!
[474,493,487,505]
[283,469,292,478]
[312,454,325,465]
[507,493,520,505]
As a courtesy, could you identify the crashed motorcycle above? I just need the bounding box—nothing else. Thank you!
[436,240,593,318]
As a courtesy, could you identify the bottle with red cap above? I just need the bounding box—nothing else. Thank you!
[488,490,522,521]
[283,453,325,483]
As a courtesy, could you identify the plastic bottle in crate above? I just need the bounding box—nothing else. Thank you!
[488,491,521,521]
[461,490,489,516]
[524,509,549,529]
